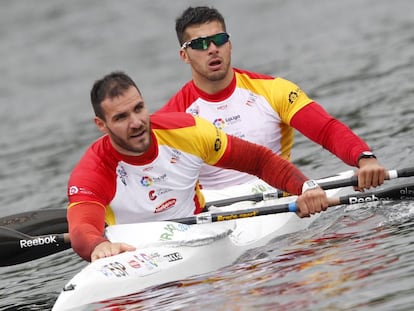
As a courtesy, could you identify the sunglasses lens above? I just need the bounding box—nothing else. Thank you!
[211,33,230,46]
[189,33,229,50]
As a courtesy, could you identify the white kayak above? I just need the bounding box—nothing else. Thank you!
[52,171,354,311]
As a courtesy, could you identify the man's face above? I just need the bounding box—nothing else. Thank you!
[94,86,151,156]
[180,21,232,88]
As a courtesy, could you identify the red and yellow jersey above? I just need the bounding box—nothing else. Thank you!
[67,113,227,226]
[158,68,313,188]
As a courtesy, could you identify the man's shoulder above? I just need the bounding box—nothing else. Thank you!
[75,136,115,171]
[151,112,196,130]
[234,67,275,80]
[157,80,197,113]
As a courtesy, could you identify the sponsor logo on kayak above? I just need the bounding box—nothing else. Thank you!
[154,198,176,213]
[128,259,141,269]
[20,235,57,248]
[133,253,158,269]
[100,262,128,277]
[164,252,183,262]
[160,223,190,241]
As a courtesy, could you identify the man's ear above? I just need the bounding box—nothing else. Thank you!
[180,49,191,64]
[94,116,107,134]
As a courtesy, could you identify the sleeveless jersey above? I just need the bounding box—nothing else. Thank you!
[158,68,313,189]
[67,113,227,225]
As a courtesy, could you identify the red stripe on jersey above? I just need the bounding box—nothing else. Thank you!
[234,67,275,80]
[150,112,196,130]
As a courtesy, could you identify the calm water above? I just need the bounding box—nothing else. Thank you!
[1,0,413,310]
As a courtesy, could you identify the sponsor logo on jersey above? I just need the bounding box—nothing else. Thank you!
[140,176,153,187]
[214,138,222,151]
[148,188,172,201]
[141,174,168,187]
[213,118,225,129]
[68,185,94,196]
[143,166,154,172]
[154,198,176,213]
[288,88,302,104]
[225,114,241,125]
[188,106,199,116]
[170,149,182,164]
[68,185,79,195]
[117,165,128,185]
[245,92,258,106]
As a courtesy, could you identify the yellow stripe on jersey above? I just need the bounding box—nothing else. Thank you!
[105,205,116,226]
[153,116,228,166]
[236,73,313,124]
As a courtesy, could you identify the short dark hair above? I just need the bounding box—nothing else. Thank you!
[175,6,226,46]
[90,71,140,120]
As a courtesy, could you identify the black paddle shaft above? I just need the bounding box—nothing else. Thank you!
[0,227,70,267]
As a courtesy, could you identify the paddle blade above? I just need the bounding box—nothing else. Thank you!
[0,227,70,267]
[338,182,414,205]
[0,209,68,235]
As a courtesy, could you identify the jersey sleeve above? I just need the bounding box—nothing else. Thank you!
[152,113,229,165]
[266,77,314,124]
[192,116,229,165]
[291,102,371,166]
[67,144,116,207]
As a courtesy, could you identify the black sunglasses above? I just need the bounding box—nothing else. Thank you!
[181,32,230,50]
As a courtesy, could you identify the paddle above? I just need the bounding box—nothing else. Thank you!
[0,227,70,267]
[0,208,68,235]
[2,168,412,234]
[172,181,414,224]
[1,181,413,267]
[206,167,414,207]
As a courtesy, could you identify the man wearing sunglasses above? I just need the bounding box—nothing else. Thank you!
[157,6,386,193]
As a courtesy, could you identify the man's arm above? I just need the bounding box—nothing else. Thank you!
[291,102,385,189]
[67,202,109,261]
[214,135,308,195]
[290,102,370,166]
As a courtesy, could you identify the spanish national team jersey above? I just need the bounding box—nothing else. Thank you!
[67,113,227,225]
[158,68,313,189]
